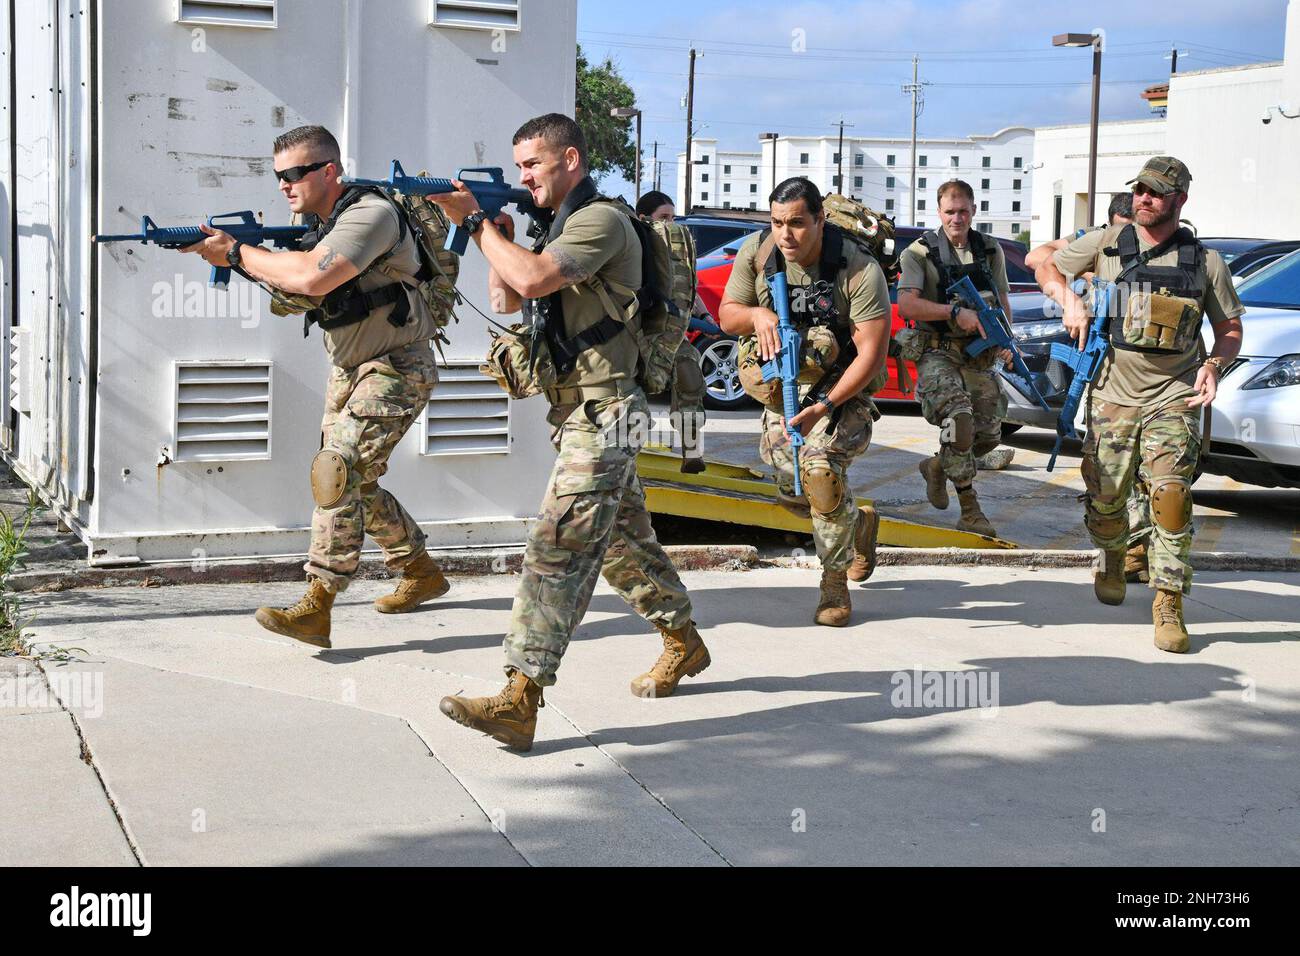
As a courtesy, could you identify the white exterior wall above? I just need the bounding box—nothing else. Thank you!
[2,0,578,564]
[682,127,1034,240]
[1028,119,1168,246]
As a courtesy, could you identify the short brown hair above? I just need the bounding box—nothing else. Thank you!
[513,113,589,170]
[937,179,975,206]
[272,125,341,165]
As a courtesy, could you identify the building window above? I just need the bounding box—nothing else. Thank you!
[854,176,863,188]
[723,201,731,209]
[918,177,927,189]
[1012,200,1021,212]
[750,183,757,193]
[723,183,730,193]
[980,200,989,212]
[886,176,895,189]
[981,178,990,190]
[917,199,926,210]
[1011,222,1020,233]
[919,155,927,167]
[701,191,708,201]
[1013,178,1021,191]
[700,155,710,163]
[982,156,991,169]
[977,222,992,233]
[701,172,709,183]
[885,198,895,211]
[833,152,841,163]
[916,220,924,227]
[750,165,758,175]
[800,152,809,165]
[887,154,896,166]
[854,154,864,167]
[1013,157,1023,168]
[723,164,731,174]
[950,155,959,168]
[749,202,757,210]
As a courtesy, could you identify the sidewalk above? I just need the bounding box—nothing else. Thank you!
[8,566,1299,866]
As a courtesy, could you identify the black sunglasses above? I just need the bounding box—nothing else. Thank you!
[274,160,330,183]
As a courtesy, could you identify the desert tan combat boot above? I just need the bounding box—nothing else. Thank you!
[815,568,851,627]
[1094,549,1127,606]
[955,486,996,538]
[374,550,450,614]
[254,577,335,648]
[918,455,950,510]
[1125,541,1150,583]
[1153,589,1190,654]
[847,504,880,583]
[630,621,712,698]
[439,669,544,752]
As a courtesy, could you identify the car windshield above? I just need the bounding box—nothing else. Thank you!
[1236,249,1300,310]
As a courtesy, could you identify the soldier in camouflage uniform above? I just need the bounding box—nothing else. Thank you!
[429,114,708,752]
[1038,157,1244,653]
[896,180,1014,539]
[184,125,448,649]
[719,177,892,627]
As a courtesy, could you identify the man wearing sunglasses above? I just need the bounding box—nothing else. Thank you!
[1037,156,1244,654]
[184,124,447,648]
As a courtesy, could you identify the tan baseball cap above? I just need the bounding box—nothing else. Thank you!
[1126,155,1192,195]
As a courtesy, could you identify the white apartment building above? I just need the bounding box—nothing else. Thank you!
[678,127,1035,241]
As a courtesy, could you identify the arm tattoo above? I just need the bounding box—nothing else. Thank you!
[316,247,337,272]
[550,249,591,285]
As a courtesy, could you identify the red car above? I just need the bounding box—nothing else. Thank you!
[693,227,1036,405]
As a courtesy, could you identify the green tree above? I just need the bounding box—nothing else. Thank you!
[1016,230,1031,247]
[575,45,637,183]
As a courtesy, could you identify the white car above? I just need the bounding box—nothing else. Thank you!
[1201,249,1300,488]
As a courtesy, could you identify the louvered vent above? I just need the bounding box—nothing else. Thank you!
[9,327,31,415]
[175,0,277,28]
[423,363,510,456]
[174,362,272,461]
[428,0,521,31]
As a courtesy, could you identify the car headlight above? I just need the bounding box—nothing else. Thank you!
[1012,321,1066,341]
[1241,354,1300,390]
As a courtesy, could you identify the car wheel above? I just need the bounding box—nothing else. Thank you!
[1001,422,1023,437]
[699,339,750,411]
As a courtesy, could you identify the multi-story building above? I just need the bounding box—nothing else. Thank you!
[678,127,1034,241]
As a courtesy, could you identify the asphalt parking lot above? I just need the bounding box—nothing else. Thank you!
[670,400,1300,557]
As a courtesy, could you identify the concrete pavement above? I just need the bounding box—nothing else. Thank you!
[9,566,1300,866]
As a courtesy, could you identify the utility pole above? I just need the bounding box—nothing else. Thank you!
[1169,45,1178,74]
[833,117,854,195]
[901,56,930,226]
[649,141,661,191]
[684,47,697,212]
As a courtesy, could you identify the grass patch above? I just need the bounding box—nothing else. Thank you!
[0,488,39,656]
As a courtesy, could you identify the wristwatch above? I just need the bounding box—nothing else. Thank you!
[226,240,243,268]
[949,302,962,323]
[818,395,837,414]
[462,210,489,236]
[1203,356,1225,377]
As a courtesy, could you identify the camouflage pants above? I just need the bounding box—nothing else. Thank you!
[916,346,1005,486]
[670,339,706,458]
[1081,398,1201,593]
[504,390,694,686]
[760,391,876,571]
[305,343,438,592]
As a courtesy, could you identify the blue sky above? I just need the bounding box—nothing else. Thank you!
[577,0,1289,200]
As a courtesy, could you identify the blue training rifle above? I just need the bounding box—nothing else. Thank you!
[947,274,1052,413]
[93,211,308,287]
[1046,278,1114,472]
[759,271,805,497]
[339,160,542,255]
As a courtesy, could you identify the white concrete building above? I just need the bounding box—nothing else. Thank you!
[1028,119,1167,246]
[1031,0,1300,244]
[679,127,1034,240]
[0,0,575,565]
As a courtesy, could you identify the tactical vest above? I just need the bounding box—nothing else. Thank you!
[1102,223,1207,355]
[917,229,999,335]
[753,223,888,416]
[296,186,432,337]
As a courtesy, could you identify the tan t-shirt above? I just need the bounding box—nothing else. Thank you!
[1053,227,1244,407]
[544,202,643,388]
[317,192,435,369]
[897,232,1010,308]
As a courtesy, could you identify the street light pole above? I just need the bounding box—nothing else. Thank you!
[610,107,643,203]
[760,132,778,206]
[1054,31,1104,226]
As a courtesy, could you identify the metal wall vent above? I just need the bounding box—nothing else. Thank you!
[423,362,510,456]
[429,0,521,32]
[175,0,277,29]
[174,361,272,461]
